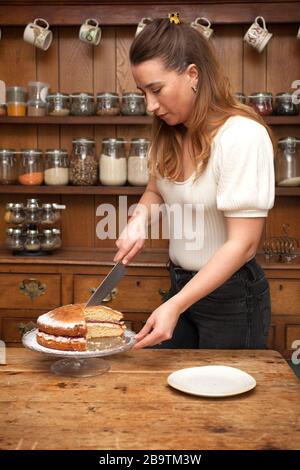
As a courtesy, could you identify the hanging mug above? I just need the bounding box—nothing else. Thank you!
[190,17,214,40]
[244,16,273,53]
[23,18,53,51]
[79,19,101,46]
[135,18,152,37]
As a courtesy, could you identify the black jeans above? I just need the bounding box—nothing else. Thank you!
[153,257,271,349]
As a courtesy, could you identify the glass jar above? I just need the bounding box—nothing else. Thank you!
[274,92,299,116]
[99,138,127,186]
[4,203,14,223]
[18,149,43,185]
[128,138,150,186]
[10,203,26,225]
[248,92,273,116]
[46,93,70,116]
[69,138,98,185]
[52,228,62,249]
[5,227,14,249]
[11,228,24,252]
[28,81,49,102]
[96,92,120,116]
[25,198,42,224]
[41,229,56,251]
[234,92,247,104]
[70,93,95,116]
[24,229,41,252]
[121,92,146,115]
[41,204,56,225]
[6,86,27,117]
[276,137,300,187]
[44,149,69,185]
[0,149,18,184]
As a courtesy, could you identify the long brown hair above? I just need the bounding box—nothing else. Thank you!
[130,18,276,181]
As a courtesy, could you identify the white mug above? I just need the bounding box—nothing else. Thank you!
[135,18,152,37]
[23,18,53,51]
[244,16,273,53]
[190,17,214,40]
[79,19,101,45]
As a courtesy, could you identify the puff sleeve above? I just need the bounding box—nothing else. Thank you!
[214,119,275,217]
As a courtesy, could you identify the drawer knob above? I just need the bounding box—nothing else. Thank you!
[88,287,118,303]
[159,288,167,299]
[19,278,46,301]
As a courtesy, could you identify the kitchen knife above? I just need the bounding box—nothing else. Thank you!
[85,261,127,307]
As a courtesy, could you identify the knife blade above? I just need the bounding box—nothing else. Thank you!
[85,261,127,307]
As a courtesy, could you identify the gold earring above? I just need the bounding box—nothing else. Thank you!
[192,85,198,93]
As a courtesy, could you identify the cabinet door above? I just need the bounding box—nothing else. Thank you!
[74,275,170,312]
[0,274,61,309]
[269,280,300,315]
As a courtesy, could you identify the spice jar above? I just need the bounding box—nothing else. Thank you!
[274,92,299,116]
[19,149,44,185]
[4,203,14,223]
[5,228,14,249]
[248,92,273,116]
[24,228,41,252]
[100,138,127,186]
[28,81,49,102]
[0,149,18,184]
[11,228,24,252]
[52,228,62,249]
[46,93,70,116]
[27,100,47,116]
[41,204,56,225]
[69,138,98,185]
[6,87,27,116]
[234,92,247,104]
[121,92,146,115]
[128,138,150,186]
[70,92,95,116]
[96,92,120,116]
[276,137,300,187]
[10,203,26,225]
[44,149,69,185]
[41,229,56,251]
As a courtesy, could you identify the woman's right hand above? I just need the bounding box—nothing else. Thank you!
[113,214,147,265]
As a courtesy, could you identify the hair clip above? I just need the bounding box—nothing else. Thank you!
[168,12,181,25]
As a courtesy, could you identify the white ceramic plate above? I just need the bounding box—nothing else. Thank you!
[167,365,256,397]
[22,328,136,359]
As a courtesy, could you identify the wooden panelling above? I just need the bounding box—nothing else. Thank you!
[286,324,300,350]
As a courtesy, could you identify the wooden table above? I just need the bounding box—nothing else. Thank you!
[0,348,299,450]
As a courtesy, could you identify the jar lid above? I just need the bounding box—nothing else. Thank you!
[28,81,49,88]
[45,149,68,156]
[14,203,24,209]
[20,148,43,155]
[72,138,95,144]
[13,228,22,234]
[97,92,119,98]
[42,203,52,209]
[27,198,39,205]
[130,138,150,144]
[122,92,145,99]
[47,93,70,99]
[102,138,125,145]
[6,203,15,209]
[6,228,14,234]
[27,229,38,235]
[275,92,294,99]
[6,86,26,92]
[43,229,53,235]
[278,136,300,144]
[249,92,273,98]
[70,92,94,99]
[52,228,61,234]
[0,148,15,154]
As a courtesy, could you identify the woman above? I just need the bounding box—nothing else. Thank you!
[114,16,275,350]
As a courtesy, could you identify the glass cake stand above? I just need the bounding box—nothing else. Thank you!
[22,328,136,377]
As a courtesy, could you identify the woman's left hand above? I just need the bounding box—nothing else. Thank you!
[133,299,182,350]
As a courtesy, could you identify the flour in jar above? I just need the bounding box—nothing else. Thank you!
[128,156,149,186]
[99,154,127,185]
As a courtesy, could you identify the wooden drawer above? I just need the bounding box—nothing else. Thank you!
[74,275,170,312]
[286,325,300,350]
[0,274,61,309]
[1,317,37,343]
[269,280,300,315]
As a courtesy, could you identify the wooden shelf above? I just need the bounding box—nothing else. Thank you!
[0,116,153,125]
[0,185,145,195]
[0,115,299,125]
[0,185,299,196]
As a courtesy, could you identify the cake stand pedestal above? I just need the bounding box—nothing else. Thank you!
[22,329,136,377]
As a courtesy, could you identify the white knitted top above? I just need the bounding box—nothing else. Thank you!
[156,115,275,271]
